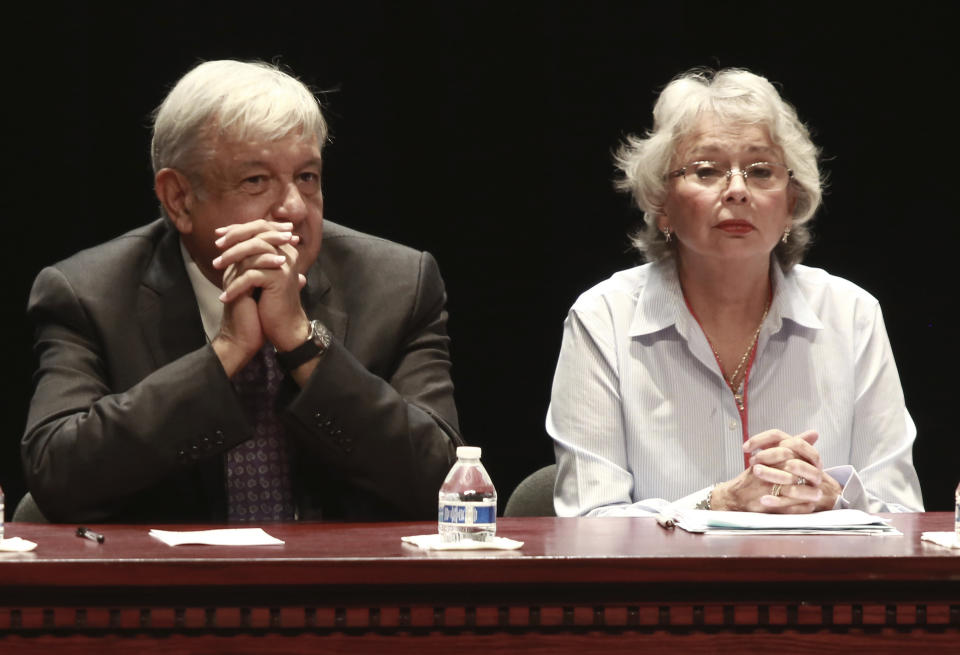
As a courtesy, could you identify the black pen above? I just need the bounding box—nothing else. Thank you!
[76,527,105,544]
[655,513,675,530]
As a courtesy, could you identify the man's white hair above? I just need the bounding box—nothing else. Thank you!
[151,60,327,179]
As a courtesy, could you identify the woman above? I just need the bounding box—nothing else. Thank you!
[546,68,922,516]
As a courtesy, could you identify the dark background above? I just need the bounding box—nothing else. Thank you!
[4,1,958,518]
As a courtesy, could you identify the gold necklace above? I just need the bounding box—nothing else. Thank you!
[704,299,770,410]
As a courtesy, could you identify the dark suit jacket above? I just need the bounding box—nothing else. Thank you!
[23,219,462,523]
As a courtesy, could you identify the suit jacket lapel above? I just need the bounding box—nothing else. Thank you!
[137,226,207,370]
[303,259,349,343]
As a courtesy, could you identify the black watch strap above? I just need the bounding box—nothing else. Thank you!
[276,320,331,370]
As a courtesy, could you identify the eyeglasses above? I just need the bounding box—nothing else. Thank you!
[667,161,793,191]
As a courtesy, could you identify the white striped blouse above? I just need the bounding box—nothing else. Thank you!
[546,258,924,517]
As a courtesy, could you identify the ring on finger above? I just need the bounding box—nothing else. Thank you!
[771,484,782,497]
[795,477,807,486]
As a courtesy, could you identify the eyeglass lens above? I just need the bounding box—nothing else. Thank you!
[685,162,788,190]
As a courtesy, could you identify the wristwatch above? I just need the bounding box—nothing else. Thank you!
[276,319,332,370]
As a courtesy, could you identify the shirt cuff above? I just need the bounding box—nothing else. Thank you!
[825,464,866,510]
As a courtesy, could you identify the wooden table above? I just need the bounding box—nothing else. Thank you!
[1,514,958,653]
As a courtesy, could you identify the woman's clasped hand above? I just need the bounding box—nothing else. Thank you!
[712,430,842,513]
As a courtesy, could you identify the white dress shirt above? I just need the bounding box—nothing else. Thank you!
[546,258,924,517]
[180,240,224,343]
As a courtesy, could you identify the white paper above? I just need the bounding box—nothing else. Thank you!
[667,508,898,535]
[698,528,901,536]
[401,534,524,550]
[920,531,960,550]
[149,528,284,546]
[0,537,39,552]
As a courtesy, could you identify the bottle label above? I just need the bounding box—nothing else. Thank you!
[439,502,496,526]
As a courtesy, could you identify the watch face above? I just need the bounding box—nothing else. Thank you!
[311,320,332,350]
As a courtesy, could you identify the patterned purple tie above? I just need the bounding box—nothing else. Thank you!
[226,344,295,522]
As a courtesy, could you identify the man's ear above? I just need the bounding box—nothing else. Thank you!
[155,168,196,234]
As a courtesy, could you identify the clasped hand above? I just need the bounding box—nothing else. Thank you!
[209,220,310,376]
[712,429,842,513]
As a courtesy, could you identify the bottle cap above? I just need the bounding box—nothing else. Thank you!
[456,446,481,459]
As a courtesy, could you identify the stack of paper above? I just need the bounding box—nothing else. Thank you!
[665,508,900,536]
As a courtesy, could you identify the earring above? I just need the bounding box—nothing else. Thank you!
[662,228,672,243]
[781,227,791,244]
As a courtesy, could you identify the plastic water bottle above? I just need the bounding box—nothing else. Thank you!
[955,481,959,541]
[438,446,497,543]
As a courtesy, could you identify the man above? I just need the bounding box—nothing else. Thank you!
[22,60,462,523]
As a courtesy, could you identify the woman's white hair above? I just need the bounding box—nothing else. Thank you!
[614,68,822,269]
[151,60,327,180]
